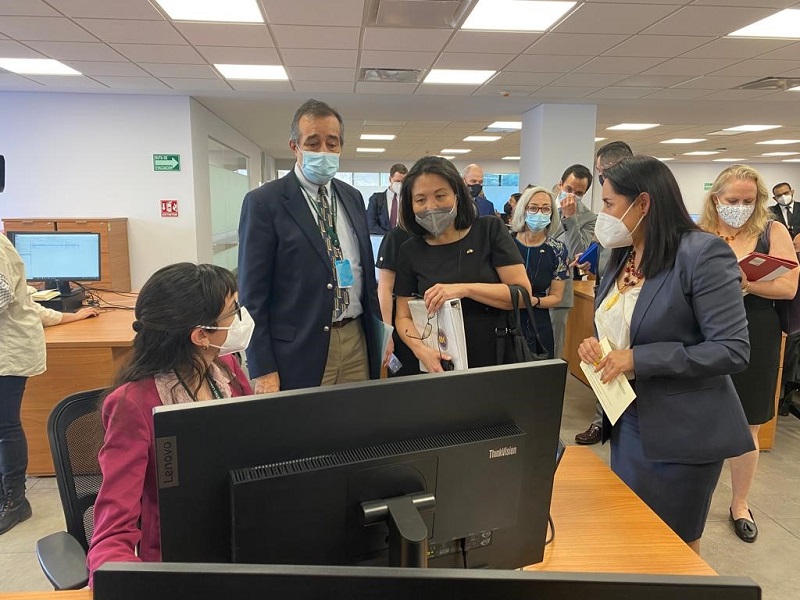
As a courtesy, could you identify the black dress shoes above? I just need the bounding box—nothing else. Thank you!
[730,508,758,543]
[575,424,602,445]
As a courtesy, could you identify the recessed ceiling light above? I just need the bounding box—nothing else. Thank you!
[756,139,800,145]
[708,130,743,136]
[502,156,521,160]
[713,158,748,162]
[356,147,385,153]
[723,125,782,132]
[654,157,674,162]
[661,138,707,144]
[684,151,720,156]
[360,134,395,141]
[441,149,471,154]
[485,121,522,132]
[154,0,263,22]
[595,137,607,142]
[423,69,495,85]
[464,135,501,142]
[728,9,800,39]
[607,123,660,131]
[462,0,576,32]
[790,86,800,92]
[214,64,287,80]
[783,158,800,162]
[438,155,456,160]
[0,58,81,75]
[762,151,799,156]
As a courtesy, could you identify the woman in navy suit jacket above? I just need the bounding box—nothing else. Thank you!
[578,156,754,553]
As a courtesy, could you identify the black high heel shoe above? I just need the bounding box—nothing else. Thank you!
[730,508,758,543]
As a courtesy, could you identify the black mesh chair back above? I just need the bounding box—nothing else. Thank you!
[47,388,106,553]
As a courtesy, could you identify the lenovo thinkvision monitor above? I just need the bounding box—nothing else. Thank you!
[95,564,761,600]
[154,362,566,570]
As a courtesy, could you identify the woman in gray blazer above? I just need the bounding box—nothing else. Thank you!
[578,156,754,553]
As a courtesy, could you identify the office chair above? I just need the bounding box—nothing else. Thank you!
[36,388,106,590]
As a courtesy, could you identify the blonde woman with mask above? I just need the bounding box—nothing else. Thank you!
[699,164,798,544]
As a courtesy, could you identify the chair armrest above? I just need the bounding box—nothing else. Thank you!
[36,531,89,590]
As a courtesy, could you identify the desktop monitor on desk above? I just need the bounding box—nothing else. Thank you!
[154,362,567,570]
[8,231,100,295]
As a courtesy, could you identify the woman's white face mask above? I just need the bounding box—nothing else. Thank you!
[594,198,644,249]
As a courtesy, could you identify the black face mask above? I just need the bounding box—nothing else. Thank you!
[469,183,482,198]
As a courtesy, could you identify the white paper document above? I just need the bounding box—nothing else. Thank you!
[408,298,469,371]
[580,338,637,426]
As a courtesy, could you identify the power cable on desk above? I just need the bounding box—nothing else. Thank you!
[544,514,555,545]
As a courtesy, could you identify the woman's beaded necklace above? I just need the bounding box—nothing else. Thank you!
[603,249,644,311]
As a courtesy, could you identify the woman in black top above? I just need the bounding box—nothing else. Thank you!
[393,156,531,372]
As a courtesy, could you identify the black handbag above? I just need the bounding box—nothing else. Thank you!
[496,284,550,364]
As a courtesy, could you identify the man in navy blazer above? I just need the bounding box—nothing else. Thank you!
[238,99,381,394]
[366,163,407,235]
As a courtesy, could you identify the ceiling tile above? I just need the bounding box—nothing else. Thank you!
[642,58,741,76]
[355,82,419,94]
[195,46,280,64]
[531,86,602,99]
[286,66,355,81]
[673,75,756,89]
[588,87,663,99]
[92,75,170,90]
[362,27,451,52]
[551,72,630,87]
[603,35,713,58]
[262,0,364,26]
[554,3,679,34]
[698,89,775,102]
[528,33,629,56]
[45,0,164,19]
[0,72,43,89]
[681,37,796,60]
[757,42,800,61]
[25,41,124,61]
[472,85,541,97]
[291,80,351,93]
[64,60,146,76]
[174,23,273,47]
[616,74,692,87]
[112,43,205,64]
[757,91,800,103]
[710,59,800,78]
[228,80,295,92]
[74,19,183,44]
[490,71,562,86]
[642,6,776,36]
[641,88,714,100]
[359,50,436,70]
[281,48,357,67]
[24,74,106,88]
[140,63,219,78]
[0,39,46,58]
[445,31,538,54]
[0,16,96,41]
[574,56,664,75]
[416,84,481,96]
[506,54,592,73]
[0,0,60,16]
[271,25,360,49]
[689,0,797,6]
[162,77,231,91]
[434,53,516,71]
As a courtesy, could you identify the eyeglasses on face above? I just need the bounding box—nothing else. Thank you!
[218,300,242,322]
[525,206,552,215]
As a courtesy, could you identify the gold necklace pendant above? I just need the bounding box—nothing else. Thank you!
[604,290,621,311]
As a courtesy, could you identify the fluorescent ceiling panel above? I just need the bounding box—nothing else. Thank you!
[464,135,501,142]
[155,0,263,22]
[654,158,674,162]
[724,125,781,132]
[756,139,800,145]
[215,64,287,80]
[728,10,800,39]
[684,151,719,156]
[595,137,606,142]
[661,138,706,144]
[713,158,748,162]
[441,148,471,154]
[485,121,522,132]
[783,159,800,162]
[360,134,395,141]
[439,155,456,159]
[0,58,80,75]
[607,123,660,131]
[356,147,385,153]
[502,156,521,160]
[762,152,799,156]
[462,1,576,32]
[423,69,495,85]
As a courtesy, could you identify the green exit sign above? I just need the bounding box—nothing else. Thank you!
[704,182,713,191]
[153,154,180,172]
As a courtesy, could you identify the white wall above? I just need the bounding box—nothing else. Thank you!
[0,92,197,288]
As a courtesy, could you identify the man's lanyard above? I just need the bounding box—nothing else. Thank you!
[302,185,340,249]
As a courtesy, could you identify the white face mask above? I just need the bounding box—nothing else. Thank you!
[390,181,402,195]
[200,306,255,356]
[716,203,754,230]
[595,199,643,249]
[776,193,793,207]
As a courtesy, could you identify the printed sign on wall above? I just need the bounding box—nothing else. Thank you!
[161,199,179,217]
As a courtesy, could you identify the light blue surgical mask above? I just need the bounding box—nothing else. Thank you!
[300,150,339,185]
[525,213,551,232]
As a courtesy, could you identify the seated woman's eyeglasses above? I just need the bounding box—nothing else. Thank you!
[219,300,242,322]
[526,206,552,215]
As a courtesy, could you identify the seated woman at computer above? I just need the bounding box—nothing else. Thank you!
[577,155,753,553]
[87,263,253,585]
[393,156,531,372]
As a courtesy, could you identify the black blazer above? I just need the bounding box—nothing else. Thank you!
[366,190,391,235]
[238,171,381,390]
[596,231,754,463]
[769,203,800,238]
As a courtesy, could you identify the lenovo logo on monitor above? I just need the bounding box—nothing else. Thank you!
[489,446,517,459]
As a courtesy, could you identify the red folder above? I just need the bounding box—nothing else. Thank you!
[738,252,798,282]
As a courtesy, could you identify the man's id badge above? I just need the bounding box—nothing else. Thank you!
[335,258,354,288]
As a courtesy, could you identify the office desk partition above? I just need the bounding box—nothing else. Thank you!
[24,294,136,475]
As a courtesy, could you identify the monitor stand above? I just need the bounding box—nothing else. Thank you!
[361,492,436,568]
[43,279,81,297]
[41,279,85,312]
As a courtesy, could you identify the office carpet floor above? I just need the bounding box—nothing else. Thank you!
[1,373,799,598]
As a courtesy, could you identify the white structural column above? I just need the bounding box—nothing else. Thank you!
[519,104,597,192]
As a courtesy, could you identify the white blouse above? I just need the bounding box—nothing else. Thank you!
[595,284,641,380]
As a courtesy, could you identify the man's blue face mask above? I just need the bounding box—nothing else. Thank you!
[301,150,339,185]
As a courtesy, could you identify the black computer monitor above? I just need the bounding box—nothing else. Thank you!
[154,362,566,570]
[8,231,101,294]
[94,563,761,600]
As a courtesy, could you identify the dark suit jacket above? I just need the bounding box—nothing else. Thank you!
[596,231,754,463]
[475,196,496,217]
[769,203,800,238]
[238,171,381,390]
[367,190,391,235]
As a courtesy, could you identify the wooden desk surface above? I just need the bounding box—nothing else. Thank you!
[573,279,595,300]
[44,293,136,349]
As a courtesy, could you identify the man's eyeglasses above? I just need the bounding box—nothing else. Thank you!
[525,206,552,215]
